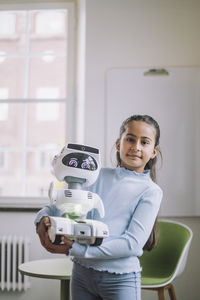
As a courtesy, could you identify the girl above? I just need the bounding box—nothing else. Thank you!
[35,114,163,300]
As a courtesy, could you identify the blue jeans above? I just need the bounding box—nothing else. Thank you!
[70,263,141,300]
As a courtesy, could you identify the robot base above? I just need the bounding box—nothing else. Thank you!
[48,216,109,246]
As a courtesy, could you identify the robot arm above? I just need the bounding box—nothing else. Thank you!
[90,193,105,218]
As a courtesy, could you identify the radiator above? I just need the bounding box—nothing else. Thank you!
[0,235,30,291]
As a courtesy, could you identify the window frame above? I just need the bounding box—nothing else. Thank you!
[0,0,76,209]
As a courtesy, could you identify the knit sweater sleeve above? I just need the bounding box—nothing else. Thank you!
[34,204,61,227]
[69,186,162,259]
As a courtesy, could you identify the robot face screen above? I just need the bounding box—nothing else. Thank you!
[62,153,97,171]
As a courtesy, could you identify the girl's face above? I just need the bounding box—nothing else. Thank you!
[116,121,158,173]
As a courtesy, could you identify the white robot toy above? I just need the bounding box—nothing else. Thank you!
[48,143,109,246]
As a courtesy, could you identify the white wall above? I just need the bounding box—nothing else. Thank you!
[84,0,200,157]
[1,1,200,300]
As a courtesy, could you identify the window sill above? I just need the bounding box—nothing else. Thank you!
[0,196,49,211]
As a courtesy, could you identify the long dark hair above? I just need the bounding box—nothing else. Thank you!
[116,114,162,251]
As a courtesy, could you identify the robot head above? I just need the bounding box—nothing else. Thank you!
[52,144,100,186]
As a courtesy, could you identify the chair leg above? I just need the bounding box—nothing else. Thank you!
[142,283,176,300]
[168,283,177,300]
[157,287,165,300]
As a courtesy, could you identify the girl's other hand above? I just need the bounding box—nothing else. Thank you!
[37,216,51,248]
[37,216,73,254]
[41,232,73,254]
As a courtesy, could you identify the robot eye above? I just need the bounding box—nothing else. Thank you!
[62,153,97,171]
[69,159,78,168]
[81,162,90,169]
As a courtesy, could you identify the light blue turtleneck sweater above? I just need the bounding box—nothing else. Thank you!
[35,167,162,274]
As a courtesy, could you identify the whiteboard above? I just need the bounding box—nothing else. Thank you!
[105,67,200,216]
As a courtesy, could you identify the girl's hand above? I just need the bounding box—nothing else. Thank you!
[37,216,51,248]
[41,232,73,254]
[37,217,73,255]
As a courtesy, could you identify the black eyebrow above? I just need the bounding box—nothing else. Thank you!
[126,133,153,142]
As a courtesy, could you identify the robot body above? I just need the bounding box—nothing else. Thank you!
[48,217,109,245]
[48,143,109,245]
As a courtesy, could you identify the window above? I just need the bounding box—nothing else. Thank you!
[0,2,75,205]
[0,151,7,171]
[0,12,16,37]
[0,104,8,121]
[36,87,60,121]
[35,10,66,37]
